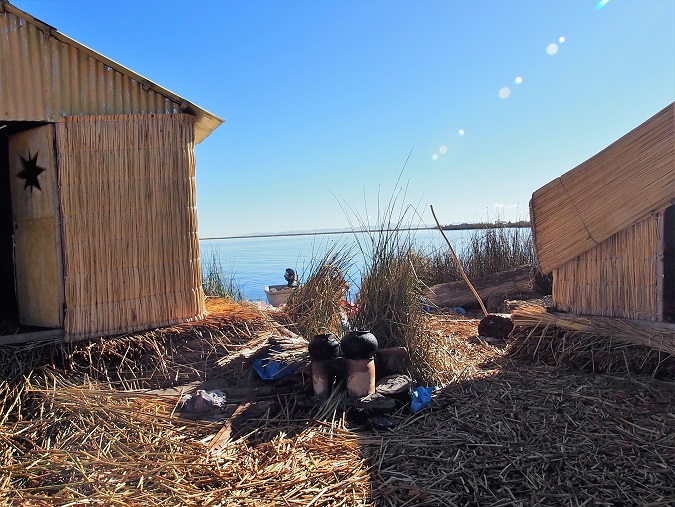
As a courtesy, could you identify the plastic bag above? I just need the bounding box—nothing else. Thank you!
[410,386,434,412]
[252,357,295,380]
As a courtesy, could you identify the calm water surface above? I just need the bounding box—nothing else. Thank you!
[199,229,475,302]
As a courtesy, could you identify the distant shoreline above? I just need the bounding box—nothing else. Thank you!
[200,221,531,241]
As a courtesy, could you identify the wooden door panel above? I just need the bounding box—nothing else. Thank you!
[8,124,63,327]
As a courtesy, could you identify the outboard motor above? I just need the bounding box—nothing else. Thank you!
[284,268,296,287]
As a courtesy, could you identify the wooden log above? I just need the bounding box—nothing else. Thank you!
[477,314,514,339]
[426,265,547,311]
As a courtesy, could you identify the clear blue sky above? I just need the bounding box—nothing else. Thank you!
[12,0,675,237]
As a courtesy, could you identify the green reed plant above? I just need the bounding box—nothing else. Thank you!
[417,244,462,286]
[463,225,535,279]
[337,169,437,380]
[421,224,535,285]
[350,227,426,350]
[201,254,244,301]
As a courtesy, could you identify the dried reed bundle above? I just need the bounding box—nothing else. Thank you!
[511,305,675,355]
[509,304,675,377]
[410,314,503,386]
[284,248,352,339]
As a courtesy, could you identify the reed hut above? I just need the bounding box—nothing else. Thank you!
[530,102,674,324]
[0,0,223,343]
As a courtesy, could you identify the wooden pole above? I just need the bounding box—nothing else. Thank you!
[430,205,488,317]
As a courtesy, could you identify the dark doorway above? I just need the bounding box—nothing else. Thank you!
[664,205,675,323]
[0,126,18,329]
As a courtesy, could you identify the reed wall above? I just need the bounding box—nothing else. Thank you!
[553,215,661,321]
[57,114,205,341]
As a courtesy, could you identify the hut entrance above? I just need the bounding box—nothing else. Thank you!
[0,124,18,329]
[0,122,63,333]
[664,205,675,323]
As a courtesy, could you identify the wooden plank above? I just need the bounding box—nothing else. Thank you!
[144,381,201,398]
[0,328,64,345]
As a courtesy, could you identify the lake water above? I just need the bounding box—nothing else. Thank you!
[199,229,479,303]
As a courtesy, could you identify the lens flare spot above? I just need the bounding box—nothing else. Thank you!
[596,0,610,8]
[558,36,566,44]
[439,146,448,154]
[458,129,465,136]
[514,76,523,84]
[432,153,439,161]
[546,43,559,55]
[498,87,511,99]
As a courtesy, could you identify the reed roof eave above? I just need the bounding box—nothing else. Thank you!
[530,102,675,273]
[0,0,224,144]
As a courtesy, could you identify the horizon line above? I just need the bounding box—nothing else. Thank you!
[200,220,531,241]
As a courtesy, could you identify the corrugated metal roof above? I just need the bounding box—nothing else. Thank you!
[0,0,223,143]
[530,102,675,273]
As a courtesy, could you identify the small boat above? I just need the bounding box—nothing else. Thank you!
[264,284,296,307]
[265,268,298,307]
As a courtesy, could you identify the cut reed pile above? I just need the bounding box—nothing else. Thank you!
[509,304,675,377]
[365,363,675,506]
[412,314,504,386]
[0,299,279,423]
[284,249,352,339]
[1,299,370,505]
[2,298,675,506]
[66,298,281,388]
[1,372,371,507]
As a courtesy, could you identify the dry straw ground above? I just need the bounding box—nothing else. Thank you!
[1,298,674,506]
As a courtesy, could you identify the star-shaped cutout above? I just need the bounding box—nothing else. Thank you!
[17,151,45,192]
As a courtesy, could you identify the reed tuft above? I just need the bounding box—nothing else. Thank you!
[284,248,352,339]
[422,223,535,286]
[202,254,244,301]
[340,177,436,381]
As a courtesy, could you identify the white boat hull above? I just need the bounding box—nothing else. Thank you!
[264,284,296,307]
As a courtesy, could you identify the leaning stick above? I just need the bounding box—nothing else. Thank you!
[430,205,488,317]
